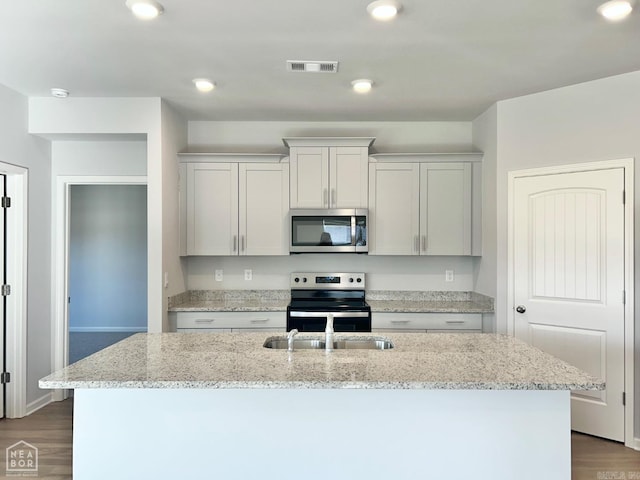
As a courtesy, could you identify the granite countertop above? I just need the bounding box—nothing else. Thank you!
[168,290,495,314]
[39,332,601,391]
[169,290,289,312]
[367,290,494,313]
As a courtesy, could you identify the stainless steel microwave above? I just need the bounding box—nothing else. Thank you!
[290,209,368,253]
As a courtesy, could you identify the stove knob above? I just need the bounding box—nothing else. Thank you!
[349,277,354,283]
[294,277,300,283]
[302,277,308,283]
[356,277,362,283]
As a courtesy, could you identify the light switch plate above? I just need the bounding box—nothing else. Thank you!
[215,269,223,282]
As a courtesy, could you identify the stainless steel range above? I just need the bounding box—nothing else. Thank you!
[286,272,372,332]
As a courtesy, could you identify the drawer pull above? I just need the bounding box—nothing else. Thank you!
[445,320,466,324]
[195,319,215,324]
[390,320,411,324]
[250,318,269,324]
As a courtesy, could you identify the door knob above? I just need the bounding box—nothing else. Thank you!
[515,305,526,314]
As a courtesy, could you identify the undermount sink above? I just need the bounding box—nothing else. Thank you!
[263,336,394,351]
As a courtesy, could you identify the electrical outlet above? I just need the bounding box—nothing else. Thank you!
[244,269,252,281]
[445,270,454,282]
[215,269,223,282]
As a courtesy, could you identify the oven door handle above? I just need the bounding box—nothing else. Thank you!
[288,311,370,318]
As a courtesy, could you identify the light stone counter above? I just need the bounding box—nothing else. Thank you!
[168,289,289,312]
[168,290,494,314]
[39,332,600,391]
[367,290,494,313]
[40,332,596,480]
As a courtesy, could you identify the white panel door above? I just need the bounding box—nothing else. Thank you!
[368,163,420,255]
[289,146,329,208]
[420,163,471,255]
[513,168,625,441]
[329,147,368,208]
[0,174,5,417]
[187,163,239,255]
[239,163,289,256]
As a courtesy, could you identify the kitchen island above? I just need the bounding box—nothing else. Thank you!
[40,332,602,480]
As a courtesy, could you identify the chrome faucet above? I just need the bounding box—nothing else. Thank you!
[325,314,334,352]
[287,329,299,352]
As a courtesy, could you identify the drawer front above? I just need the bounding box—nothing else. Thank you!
[173,312,286,330]
[372,313,482,331]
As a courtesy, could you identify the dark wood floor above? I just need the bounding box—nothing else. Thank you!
[0,399,638,479]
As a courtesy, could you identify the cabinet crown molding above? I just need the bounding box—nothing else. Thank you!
[283,137,376,148]
[369,152,483,163]
[178,152,287,163]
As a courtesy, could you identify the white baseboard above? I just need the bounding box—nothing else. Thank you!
[69,326,147,333]
[25,392,53,417]
[632,437,640,451]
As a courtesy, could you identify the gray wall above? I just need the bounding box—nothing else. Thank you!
[69,185,147,331]
[0,84,51,407]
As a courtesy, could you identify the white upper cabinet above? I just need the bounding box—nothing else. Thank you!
[420,163,471,255]
[179,154,289,256]
[187,162,239,256]
[285,138,374,209]
[368,162,420,255]
[239,163,290,256]
[368,154,481,256]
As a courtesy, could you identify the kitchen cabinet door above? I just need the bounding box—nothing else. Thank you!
[368,162,420,255]
[372,313,482,331]
[419,163,472,255]
[186,163,239,255]
[329,147,369,208]
[172,311,286,331]
[239,163,289,256]
[289,146,329,208]
[289,144,369,208]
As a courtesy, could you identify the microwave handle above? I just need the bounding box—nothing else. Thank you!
[351,215,357,246]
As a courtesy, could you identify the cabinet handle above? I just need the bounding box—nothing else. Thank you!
[241,235,245,252]
[233,235,237,253]
[445,320,466,324]
[195,319,214,324]
[422,235,427,252]
[323,188,328,207]
[391,320,411,324]
[250,318,269,324]
[331,189,336,207]
[414,235,419,253]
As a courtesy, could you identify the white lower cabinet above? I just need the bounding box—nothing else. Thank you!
[372,313,482,333]
[171,312,286,332]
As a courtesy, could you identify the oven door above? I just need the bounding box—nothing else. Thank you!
[287,310,371,332]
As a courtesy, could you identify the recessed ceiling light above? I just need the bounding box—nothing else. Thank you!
[352,79,373,94]
[125,0,164,20]
[193,78,215,93]
[51,88,69,98]
[597,0,634,20]
[367,0,401,20]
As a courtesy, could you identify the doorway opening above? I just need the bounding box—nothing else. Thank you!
[52,176,147,403]
[67,184,147,364]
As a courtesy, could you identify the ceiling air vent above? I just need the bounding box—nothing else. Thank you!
[287,61,339,73]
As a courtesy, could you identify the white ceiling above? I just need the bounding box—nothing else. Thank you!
[1,0,639,121]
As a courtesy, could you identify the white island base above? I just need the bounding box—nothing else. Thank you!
[73,388,570,480]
